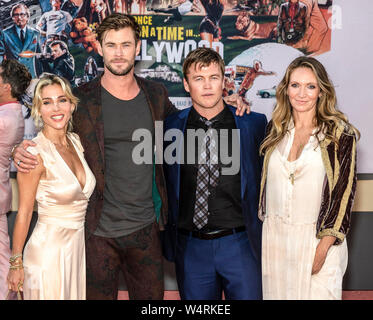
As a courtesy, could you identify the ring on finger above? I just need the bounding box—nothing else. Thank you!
[17,160,21,166]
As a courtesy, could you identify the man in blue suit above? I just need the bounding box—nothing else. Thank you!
[0,3,42,78]
[162,47,267,300]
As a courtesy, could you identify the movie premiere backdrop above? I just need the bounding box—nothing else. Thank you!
[2,0,372,173]
[1,0,371,172]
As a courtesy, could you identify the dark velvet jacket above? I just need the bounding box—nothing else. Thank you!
[72,74,177,239]
[259,121,358,245]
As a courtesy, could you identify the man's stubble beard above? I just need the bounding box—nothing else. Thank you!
[104,59,135,77]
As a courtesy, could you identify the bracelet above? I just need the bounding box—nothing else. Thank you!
[9,264,23,270]
[10,260,23,267]
[9,253,22,264]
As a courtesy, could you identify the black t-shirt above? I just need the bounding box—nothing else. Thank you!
[94,87,155,237]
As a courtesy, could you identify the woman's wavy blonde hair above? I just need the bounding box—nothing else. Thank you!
[260,56,360,155]
[32,74,79,132]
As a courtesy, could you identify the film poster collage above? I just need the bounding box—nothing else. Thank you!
[0,0,333,114]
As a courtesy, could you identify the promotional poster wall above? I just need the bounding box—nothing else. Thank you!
[1,0,371,173]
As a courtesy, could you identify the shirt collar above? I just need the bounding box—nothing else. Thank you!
[190,104,230,125]
[15,25,27,36]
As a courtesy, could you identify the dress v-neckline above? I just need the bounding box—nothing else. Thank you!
[285,126,314,163]
[41,131,87,192]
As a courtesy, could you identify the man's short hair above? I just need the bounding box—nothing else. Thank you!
[183,47,225,82]
[96,13,141,44]
[50,40,68,52]
[10,2,30,18]
[0,60,32,100]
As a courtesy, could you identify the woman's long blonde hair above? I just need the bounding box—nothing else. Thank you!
[260,56,360,155]
[32,74,79,132]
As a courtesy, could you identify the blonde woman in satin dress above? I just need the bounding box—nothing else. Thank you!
[7,74,96,300]
[258,56,359,300]
[0,60,31,299]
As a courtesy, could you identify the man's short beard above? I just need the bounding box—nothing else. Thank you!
[105,61,134,76]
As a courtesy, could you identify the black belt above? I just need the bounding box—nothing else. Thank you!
[178,226,246,240]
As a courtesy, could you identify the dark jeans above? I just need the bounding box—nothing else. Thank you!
[86,222,164,300]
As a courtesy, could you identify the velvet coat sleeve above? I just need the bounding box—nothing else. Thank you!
[317,129,357,244]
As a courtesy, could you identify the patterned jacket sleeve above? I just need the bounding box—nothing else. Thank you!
[317,130,357,244]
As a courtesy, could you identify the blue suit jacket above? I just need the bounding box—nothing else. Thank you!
[161,105,267,264]
[0,25,41,78]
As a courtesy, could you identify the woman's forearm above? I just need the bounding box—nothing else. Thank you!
[11,208,33,255]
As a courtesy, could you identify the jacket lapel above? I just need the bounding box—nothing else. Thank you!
[22,27,34,51]
[86,76,105,168]
[229,107,249,200]
[10,26,23,53]
[164,108,190,202]
[136,75,159,122]
[174,108,191,200]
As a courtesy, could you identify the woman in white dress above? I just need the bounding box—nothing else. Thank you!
[258,56,359,300]
[7,75,95,299]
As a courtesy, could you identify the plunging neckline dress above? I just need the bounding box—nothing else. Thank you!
[23,131,96,300]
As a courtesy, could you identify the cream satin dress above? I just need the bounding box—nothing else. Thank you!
[23,131,95,300]
[262,126,348,300]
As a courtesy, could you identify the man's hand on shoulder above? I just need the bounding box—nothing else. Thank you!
[13,140,38,173]
[223,93,251,116]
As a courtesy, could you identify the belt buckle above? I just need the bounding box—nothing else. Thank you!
[201,229,228,240]
[204,229,225,236]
